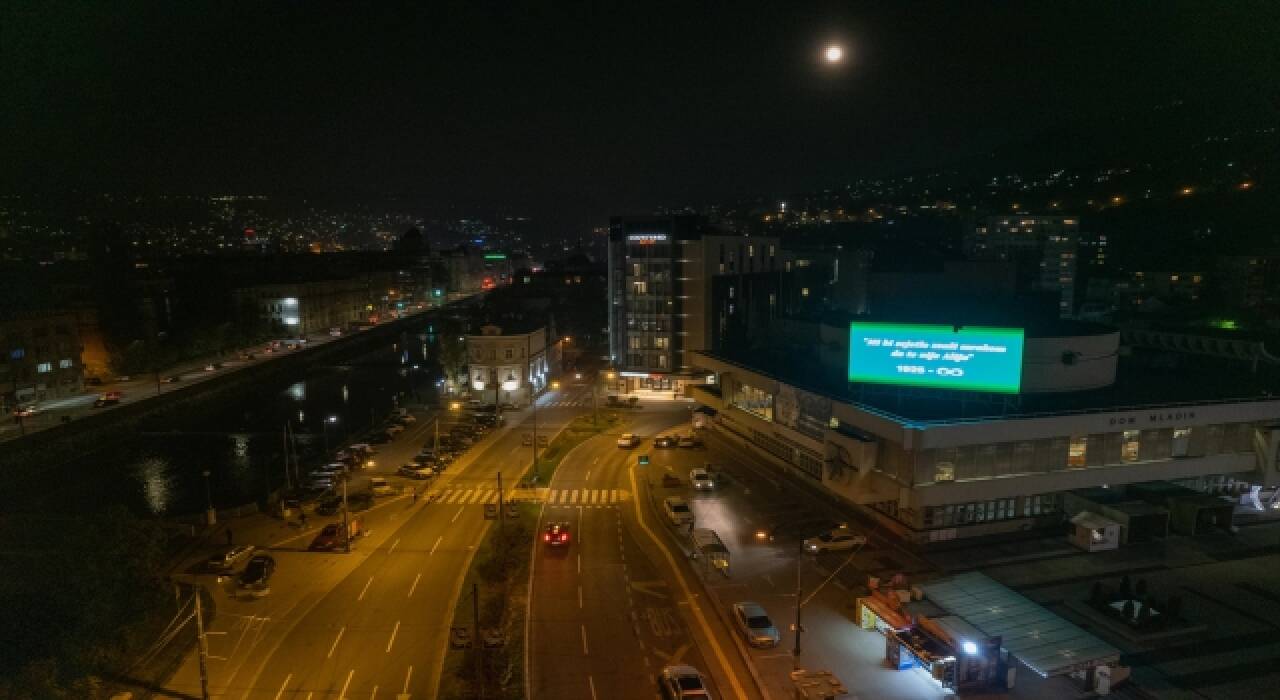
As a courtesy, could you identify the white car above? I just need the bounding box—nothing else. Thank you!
[369,477,395,496]
[659,664,712,700]
[689,468,714,490]
[617,433,640,448]
[803,526,866,553]
[663,497,694,526]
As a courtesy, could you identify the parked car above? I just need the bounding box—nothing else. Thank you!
[398,413,417,423]
[305,477,334,491]
[12,404,39,417]
[803,525,866,553]
[238,554,276,590]
[385,423,405,436]
[93,396,119,408]
[663,497,694,526]
[654,435,677,448]
[659,664,713,700]
[206,544,256,572]
[731,602,780,648]
[689,468,714,491]
[617,433,640,448]
[367,432,391,445]
[308,518,363,551]
[164,375,183,383]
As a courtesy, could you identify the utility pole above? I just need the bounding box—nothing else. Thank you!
[341,475,351,553]
[194,588,211,700]
[793,543,803,659]
[473,582,483,698]
[528,332,539,483]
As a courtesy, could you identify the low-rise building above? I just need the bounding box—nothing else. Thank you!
[692,317,1280,545]
[234,272,393,337]
[465,323,558,407]
[0,310,84,411]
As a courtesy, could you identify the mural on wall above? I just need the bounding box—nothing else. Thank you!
[774,385,831,441]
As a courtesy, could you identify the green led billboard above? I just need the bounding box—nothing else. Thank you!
[847,322,1024,393]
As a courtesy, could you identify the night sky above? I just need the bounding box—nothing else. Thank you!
[3,1,1276,231]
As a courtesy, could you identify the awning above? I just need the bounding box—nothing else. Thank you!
[920,572,1120,677]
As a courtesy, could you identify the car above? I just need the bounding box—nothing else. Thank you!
[385,423,405,435]
[663,497,694,526]
[329,327,343,337]
[367,432,391,445]
[12,404,39,417]
[803,525,867,553]
[238,554,276,590]
[689,468,714,491]
[654,435,677,448]
[398,414,417,423]
[315,494,344,516]
[410,453,438,467]
[116,375,131,382]
[84,376,103,386]
[659,664,713,700]
[543,522,571,546]
[207,544,256,572]
[93,396,119,408]
[369,477,395,496]
[104,391,123,401]
[164,375,183,383]
[398,464,435,479]
[617,433,640,448]
[731,602,780,648]
[308,518,362,551]
[305,477,334,491]
[238,352,255,360]
[678,435,702,448]
[203,364,216,372]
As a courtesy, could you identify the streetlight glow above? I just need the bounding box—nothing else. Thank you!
[824,44,844,63]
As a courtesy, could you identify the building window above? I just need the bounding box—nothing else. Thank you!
[654,337,668,349]
[37,362,52,373]
[657,354,667,369]
[1067,435,1088,468]
[1121,430,1141,462]
[632,263,642,276]
[1172,427,1191,458]
[632,281,647,295]
[935,462,955,482]
[629,336,642,350]
[59,358,73,369]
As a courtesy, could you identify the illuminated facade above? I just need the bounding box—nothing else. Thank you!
[0,310,84,411]
[465,324,556,407]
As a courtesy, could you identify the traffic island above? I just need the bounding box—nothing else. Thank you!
[438,502,538,700]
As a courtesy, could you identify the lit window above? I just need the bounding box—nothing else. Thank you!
[935,462,955,482]
[37,362,52,373]
[59,358,73,369]
[1121,430,1141,462]
[801,287,810,297]
[1067,435,1088,468]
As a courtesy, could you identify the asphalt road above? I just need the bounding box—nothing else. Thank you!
[163,386,595,699]
[528,395,761,700]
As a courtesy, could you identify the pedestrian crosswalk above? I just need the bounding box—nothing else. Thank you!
[428,487,629,507]
[544,400,592,408]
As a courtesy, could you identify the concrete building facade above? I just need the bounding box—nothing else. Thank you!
[465,323,557,407]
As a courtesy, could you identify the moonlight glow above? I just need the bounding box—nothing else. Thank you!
[824,45,844,63]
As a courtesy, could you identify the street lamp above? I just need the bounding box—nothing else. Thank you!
[323,415,338,454]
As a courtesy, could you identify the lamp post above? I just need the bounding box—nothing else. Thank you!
[323,415,338,454]
[202,470,215,526]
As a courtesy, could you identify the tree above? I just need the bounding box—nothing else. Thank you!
[1135,578,1148,598]
[437,335,467,385]
[1119,574,1132,599]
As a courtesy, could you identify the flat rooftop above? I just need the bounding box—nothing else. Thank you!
[700,349,1280,425]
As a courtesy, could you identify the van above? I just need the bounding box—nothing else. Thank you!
[663,497,694,526]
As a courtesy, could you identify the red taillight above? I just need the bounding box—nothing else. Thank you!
[560,534,568,542]
[544,534,551,541]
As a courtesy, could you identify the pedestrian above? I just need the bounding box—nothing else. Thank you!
[412,488,418,504]
[226,528,233,546]
[299,511,308,527]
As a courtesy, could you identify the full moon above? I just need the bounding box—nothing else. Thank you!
[824,44,844,63]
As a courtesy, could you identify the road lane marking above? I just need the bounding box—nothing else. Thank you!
[577,553,581,574]
[388,538,400,554]
[452,506,464,523]
[339,669,354,699]
[430,535,443,555]
[358,576,374,601]
[581,625,589,655]
[585,470,591,480]
[386,620,401,653]
[272,673,292,700]
[578,585,583,608]
[588,675,598,700]
[408,573,421,597]
[327,627,345,658]
[403,665,413,693]
[628,466,748,700]
[370,685,378,699]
